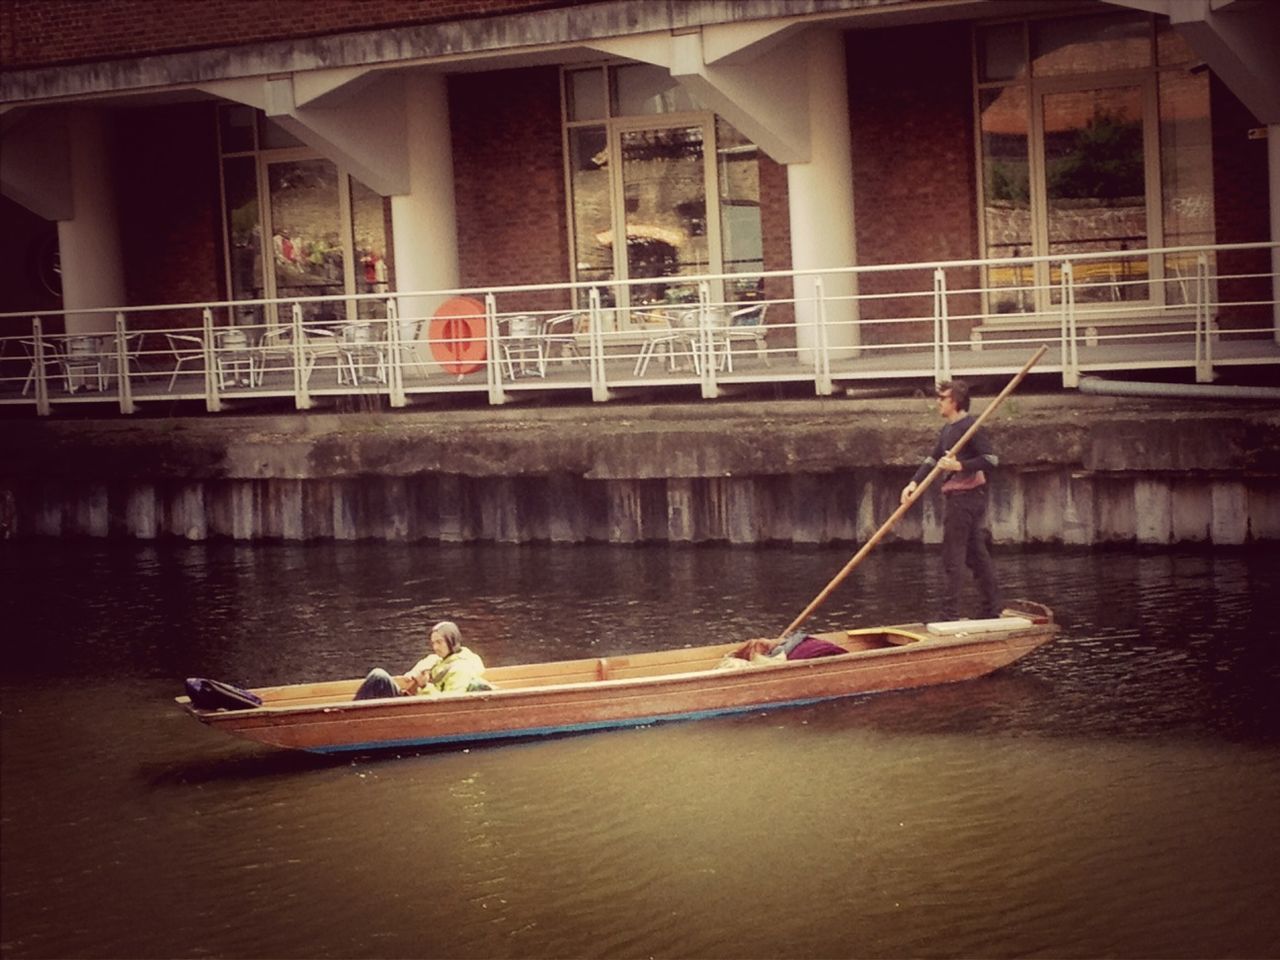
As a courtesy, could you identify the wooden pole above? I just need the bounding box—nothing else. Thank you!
[777,345,1048,639]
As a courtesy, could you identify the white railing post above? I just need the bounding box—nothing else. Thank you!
[1194,252,1213,383]
[697,280,718,399]
[1059,261,1078,388]
[813,277,833,396]
[202,308,221,412]
[115,312,134,414]
[485,293,505,405]
[932,267,951,383]
[290,303,312,410]
[32,316,50,416]
[386,299,407,407]
[589,287,609,402]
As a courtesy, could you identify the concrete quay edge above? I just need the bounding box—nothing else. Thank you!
[3,393,1279,483]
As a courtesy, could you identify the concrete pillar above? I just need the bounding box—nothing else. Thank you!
[787,30,859,362]
[390,73,461,368]
[58,109,126,334]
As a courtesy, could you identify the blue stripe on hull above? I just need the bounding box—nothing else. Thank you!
[307,689,869,755]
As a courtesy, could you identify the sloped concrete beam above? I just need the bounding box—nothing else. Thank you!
[201,71,410,196]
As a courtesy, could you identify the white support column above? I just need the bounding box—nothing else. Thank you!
[390,72,461,373]
[786,29,859,362]
[58,109,125,335]
[1271,124,1280,345]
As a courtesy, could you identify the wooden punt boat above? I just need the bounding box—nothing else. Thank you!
[177,602,1057,754]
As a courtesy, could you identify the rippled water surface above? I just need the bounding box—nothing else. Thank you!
[2,541,1278,959]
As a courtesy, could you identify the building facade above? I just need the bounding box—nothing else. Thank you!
[2,0,1277,351]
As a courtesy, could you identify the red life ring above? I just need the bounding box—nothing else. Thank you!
[428,297,488,375]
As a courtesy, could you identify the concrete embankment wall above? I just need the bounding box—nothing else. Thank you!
[2,395,1278,545]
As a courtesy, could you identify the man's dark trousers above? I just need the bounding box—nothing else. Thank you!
[941,488,1001,620]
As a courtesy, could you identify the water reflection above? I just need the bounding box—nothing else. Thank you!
[1,542,1278,959]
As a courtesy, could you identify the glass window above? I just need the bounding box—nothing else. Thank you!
[1032,13,1150,77]
[979,86,1033,313]
[716,119,763,304]
[977,23,1026,83]
[1159,69,1215,305]
[222,156,263,323]
[1156,17,1195,67]
[268,159,344,323]
[567,68,607,122]
[619,126,708,304]
[567,126,614,293]
[615,64,701,116]
[258,115,304,150]
[217,107,393,323]
[976,11,1213,316]
[1043,85,1148,303]
[352,178,390,318]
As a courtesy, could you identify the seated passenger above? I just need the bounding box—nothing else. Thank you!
[353,620,490,700]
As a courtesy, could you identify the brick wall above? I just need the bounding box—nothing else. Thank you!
[1210,75,1270,333]
[114,103,225,326]
[0,0,580,68]
[847,22,980,343]
[449,66,571,314]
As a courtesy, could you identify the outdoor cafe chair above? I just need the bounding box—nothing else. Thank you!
[716,302,771,371]
[164,332,206,391]
[541,312,585,365]
[20,337,70,395]
[633,308,700,377]
[499,315,546,379]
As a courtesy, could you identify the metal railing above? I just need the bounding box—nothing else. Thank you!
[1,240,1276,416]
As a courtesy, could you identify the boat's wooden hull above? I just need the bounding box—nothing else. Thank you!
[179,606,1056,754]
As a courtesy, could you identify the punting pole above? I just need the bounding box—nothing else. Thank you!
[777,344,1049,640]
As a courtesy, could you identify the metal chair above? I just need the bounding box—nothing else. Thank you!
[716,303,771,371]
[633,309,700,376]
[499,315,546,379]
[164,333,206,391]
[541,312,585,365]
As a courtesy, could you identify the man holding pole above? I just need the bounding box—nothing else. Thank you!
[900,379,1002,622]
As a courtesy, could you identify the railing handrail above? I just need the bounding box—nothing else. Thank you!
[4,239,1275,323]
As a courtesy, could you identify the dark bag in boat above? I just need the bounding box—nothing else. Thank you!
[185,677,262,711]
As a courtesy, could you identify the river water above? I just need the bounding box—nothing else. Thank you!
[1,541,1278,959]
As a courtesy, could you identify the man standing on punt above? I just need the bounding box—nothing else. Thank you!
[900,379,1002,621]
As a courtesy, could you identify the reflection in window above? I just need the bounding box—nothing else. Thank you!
[222,156,262,321]
[980,85,1032,313]
[216,105,393,326]
[353,178,390,318]
[975,11,1213,315]
[1159,68,1215,305]
[716,119,763,304]
[614,64,701,116]
[620,126,708,305]
[568,126,614,298]
[563,66,761,321]
[1031,12,1150,77]
[1044,86,1147,303]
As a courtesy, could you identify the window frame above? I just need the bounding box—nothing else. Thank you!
[972,11,1203,323]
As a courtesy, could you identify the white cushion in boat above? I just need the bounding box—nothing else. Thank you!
[926,616,1033,635]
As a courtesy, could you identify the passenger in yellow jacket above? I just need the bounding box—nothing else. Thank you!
[353,620,489,700]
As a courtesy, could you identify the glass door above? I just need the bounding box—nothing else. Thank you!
[614,122,717,318]
[1041,83,1153,304]
[266,158,346,324]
